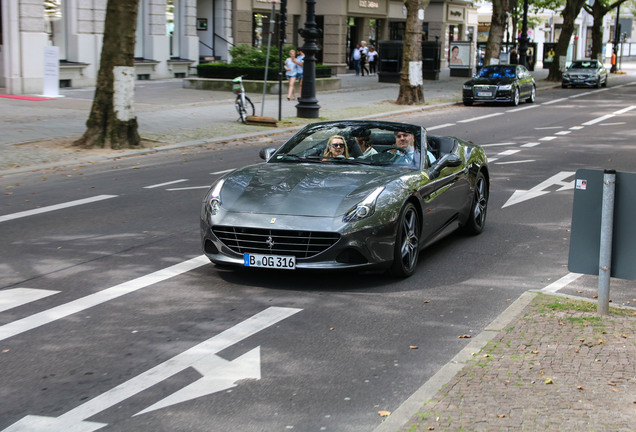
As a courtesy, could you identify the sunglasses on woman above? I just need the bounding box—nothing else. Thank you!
[331,143,345,148]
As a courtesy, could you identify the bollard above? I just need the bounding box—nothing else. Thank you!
[597,169,616,315]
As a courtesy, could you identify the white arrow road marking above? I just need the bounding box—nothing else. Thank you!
[3,307,301,432]
[0,255,209,342]
[0,289,59,313]
[503,171,575,208]
[135,346,261,415]
[0,195,117,223]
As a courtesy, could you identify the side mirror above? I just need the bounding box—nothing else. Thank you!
[429,154,461,179]
[259,147,277,161]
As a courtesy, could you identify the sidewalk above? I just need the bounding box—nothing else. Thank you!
[0,65,555,173]
[374,291,636,432]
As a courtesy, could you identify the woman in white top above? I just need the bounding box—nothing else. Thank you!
[284,49,298,100]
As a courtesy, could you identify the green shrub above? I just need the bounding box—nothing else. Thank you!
[197,44,332,80]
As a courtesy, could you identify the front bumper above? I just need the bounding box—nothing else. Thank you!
[463,86,514,103]
[562,75,598,87]
[200,211,398,271]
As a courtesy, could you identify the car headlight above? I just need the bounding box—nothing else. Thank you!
[343,186,385,222]
[498,84,513,90]
[463,84,472,90]
[562,73,570,78]
[205,179,225,216]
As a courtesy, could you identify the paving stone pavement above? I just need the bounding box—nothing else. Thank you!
[393,292,636,432]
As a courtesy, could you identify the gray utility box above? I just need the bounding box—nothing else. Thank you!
[568,169,636,280]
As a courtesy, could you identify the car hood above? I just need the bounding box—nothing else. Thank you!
[220,163,403,217]
[466,77,516,86]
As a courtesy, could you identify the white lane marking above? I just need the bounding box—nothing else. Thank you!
[555,131,571,135]
[569,126,584,130]
[614,105,636,115]
[3,307,302,432]
[0,255,210,342]
[144,179,188,189]
[0,195,117,223]
[166,186,211,191]
[0,289,59,313]
[569,92,594,98]
[600,122,627,126]
[480,142,516,147]
[487,149,520,163]
[521,142,540,148]
[541,273,584,293]
[539,136,557,141]
[495,160,536,165]
[582,114,614,126]
[210,169,234,175]
[427,123,455,130]
[508,105,538,113]
[534,126,563,130]
[457,113,504,123]
[503,171,575,208]
[542,98,568,105]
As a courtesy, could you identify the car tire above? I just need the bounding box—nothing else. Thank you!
[462,172,488,235]
[511,87,520,106]
[463,100,473,106]
[596,79,601,88]
[390,202,420,278]
[526,85,536,103]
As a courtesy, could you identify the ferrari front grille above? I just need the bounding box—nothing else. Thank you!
[212,226,340,258]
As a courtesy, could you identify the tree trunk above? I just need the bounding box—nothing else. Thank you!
[396,0,428,105]
[588,0,629,62]
[485,0,507,66]
[547,0,587,81]
[74,0,140,149]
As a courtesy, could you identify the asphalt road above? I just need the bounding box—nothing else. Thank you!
[1,80,635,432]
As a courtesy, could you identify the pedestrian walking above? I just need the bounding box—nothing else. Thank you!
[360,41,369,76]
[351,44,361,76]
[367,46,379,75]
[294,49,305,95]
[285,49,298,100]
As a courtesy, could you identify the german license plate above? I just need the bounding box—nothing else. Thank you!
[477,91,492,97]
[244,253,296,270]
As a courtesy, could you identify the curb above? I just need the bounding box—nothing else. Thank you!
[372,290,539,432]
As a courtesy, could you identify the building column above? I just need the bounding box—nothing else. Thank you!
[322,14,347,74]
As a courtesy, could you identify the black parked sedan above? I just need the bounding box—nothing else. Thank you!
[463,64,536,106]
[561,60,608,88]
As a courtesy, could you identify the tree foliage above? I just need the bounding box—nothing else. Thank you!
[583,0,630,61]
[74,0,140,149]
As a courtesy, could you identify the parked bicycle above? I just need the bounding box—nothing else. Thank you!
[232,75,255,123]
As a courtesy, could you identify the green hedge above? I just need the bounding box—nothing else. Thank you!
[196,63,332,80]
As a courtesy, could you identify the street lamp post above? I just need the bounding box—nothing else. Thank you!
[296,0,321,118]
[518,0,529,68]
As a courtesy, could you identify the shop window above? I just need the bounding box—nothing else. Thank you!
[167,0,180,58]
[389,22,405,41]
[44,0,66,59]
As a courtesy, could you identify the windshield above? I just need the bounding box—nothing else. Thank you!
[569,61,597,69]
[476,66,516,79]
[269,122,423,169]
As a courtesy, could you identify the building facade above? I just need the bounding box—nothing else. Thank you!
[1,0,477,95]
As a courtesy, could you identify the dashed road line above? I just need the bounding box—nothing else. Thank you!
[0,195,117,223]
[144,179,188,189]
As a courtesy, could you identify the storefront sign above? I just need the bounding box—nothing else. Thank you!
[359,0,380,8]
[447,5,464,22]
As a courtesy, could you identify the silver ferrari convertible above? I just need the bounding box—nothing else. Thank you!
[200,120,489,277]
